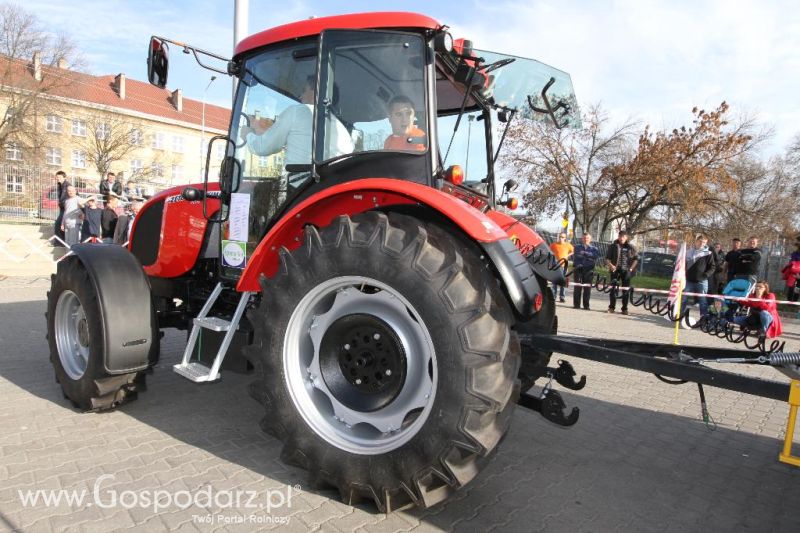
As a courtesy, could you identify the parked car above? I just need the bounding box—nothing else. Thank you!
[38,186,99,220]
[639,251,676,277]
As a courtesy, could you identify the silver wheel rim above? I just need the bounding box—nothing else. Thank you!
[55,290,90,380]
[283,276,437,455]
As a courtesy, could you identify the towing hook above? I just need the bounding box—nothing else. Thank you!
[517,389,580,427]
[541,389,580,426]
[554,360,586,390]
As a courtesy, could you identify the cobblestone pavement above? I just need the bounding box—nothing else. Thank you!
[1,279,799,532]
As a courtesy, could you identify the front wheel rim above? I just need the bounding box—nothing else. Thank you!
[283,276,437,455]
[55,290,90,380]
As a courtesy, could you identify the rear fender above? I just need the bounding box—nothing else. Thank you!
[485,209,565,286]
[65,244,154,374]
[237,178,542,318]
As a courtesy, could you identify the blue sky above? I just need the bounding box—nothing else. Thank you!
[23,0,800,155]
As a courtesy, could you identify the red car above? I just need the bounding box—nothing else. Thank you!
[38,185,98,220]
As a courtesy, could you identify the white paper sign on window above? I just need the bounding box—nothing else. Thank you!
[228,192,250,242]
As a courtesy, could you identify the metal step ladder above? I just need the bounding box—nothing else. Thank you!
[173,282,252,383]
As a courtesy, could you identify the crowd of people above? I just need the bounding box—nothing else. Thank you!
[53,170,145,247]
[550,230,799,341]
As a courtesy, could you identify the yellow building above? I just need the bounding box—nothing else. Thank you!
[1,53,231,218]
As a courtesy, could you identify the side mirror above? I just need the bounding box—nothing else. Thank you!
[219,155,241,196]
[503,179,518,192]
[147,37,169,88]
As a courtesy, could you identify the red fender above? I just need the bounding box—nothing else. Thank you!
[236,178,509,292]
[484,209,545,252]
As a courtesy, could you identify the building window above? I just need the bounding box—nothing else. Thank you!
[46,114,63,133]
[130,129,143,145]
[258,156,269,167]
[72,119,86,136]
[130,159,143,174]
[152,162,164,178]
[5,142,22,161]
[215,142,226,160]
[172,135,184,153]
[46,147,62,166]
[171,164,183,181]
[152,132,165,150]
[5,173,23,194]
[97,122,111,140]
[71,150,86,168]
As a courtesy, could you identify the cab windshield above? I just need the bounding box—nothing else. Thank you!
[434,48,579,198]
[478,48,579,127]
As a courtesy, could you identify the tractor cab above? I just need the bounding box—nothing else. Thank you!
[147,13,578,280]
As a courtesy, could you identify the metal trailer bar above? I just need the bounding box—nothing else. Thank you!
[519,334,791,402]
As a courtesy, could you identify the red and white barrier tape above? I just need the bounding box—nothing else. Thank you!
[565,281,800,306]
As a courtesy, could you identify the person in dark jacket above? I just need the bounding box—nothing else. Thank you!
[709,242,726,294]
[572,232,600,310]
[735,236,762,285]
[113,199,142,245]
[684,234,715,317]
[606,230,638,315]
[101,193,119,243]
[723,237,742,284]
[81,196,103,241]
[98,172,123,197]
[53,170,70,241]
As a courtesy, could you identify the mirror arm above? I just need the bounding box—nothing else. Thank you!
[153,35,233,77]
[188,47,233,76]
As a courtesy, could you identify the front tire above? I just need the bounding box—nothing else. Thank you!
[46,257,149,410]
[246,212,520,511]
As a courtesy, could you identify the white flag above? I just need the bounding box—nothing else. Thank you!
[667,242,687,305]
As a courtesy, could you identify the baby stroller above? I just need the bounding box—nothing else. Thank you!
[721,278,754,321]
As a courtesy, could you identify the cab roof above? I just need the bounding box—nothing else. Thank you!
[234,12,441,57]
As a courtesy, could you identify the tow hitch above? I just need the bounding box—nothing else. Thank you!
[518,359,584,427]
[516,333,794,429]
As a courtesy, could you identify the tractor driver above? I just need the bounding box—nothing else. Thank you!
[240,76,353,168]
[384,95,426,152]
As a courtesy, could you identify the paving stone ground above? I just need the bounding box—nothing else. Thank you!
[1,278,799,532]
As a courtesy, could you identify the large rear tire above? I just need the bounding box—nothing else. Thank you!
[46,257,151,410]
[245,212,520,512]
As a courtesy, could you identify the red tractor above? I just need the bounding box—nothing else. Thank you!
[46,12,577,511]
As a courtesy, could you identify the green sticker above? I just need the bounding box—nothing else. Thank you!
[221,240,247,269]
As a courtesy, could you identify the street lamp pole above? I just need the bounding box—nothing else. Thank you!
[200,75,217,179]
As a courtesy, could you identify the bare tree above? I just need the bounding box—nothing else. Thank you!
[500,103,637,233]
[83,117,140,177]
[0,3,81,154]
[703,155,800,242]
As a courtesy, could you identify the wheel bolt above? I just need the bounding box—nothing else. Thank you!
[373,333,381,340]
[344,343,350,350]
[355,378,362,385]
[385,369,392,376]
